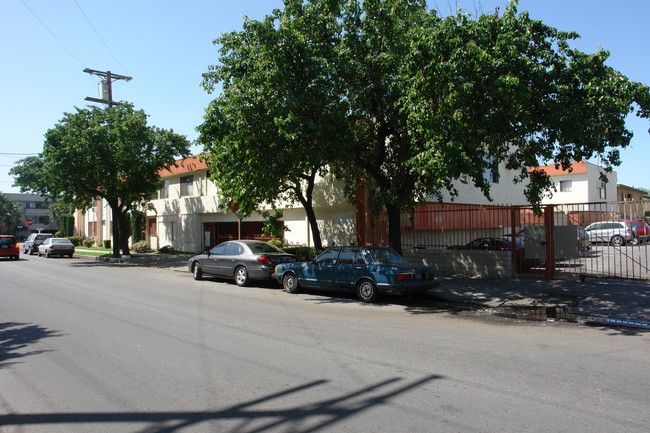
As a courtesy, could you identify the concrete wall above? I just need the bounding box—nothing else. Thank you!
[404,248,515,278]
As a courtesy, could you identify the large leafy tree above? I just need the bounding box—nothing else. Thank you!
[199,0,349,250]
[10,104,190,257]
[200,0,649,254]
[337,0,649,253]
[0,192,21,233]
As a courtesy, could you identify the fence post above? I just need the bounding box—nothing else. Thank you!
[544,204,555,280]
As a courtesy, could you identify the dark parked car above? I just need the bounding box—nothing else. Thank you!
[272,246,439,303]
[188,240,297,286]
[448,237,524,251]
[37,237,75,258]
[0,235,20,260]
[23,232,54,255]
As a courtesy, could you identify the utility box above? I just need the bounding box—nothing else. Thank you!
[524,225,580,260]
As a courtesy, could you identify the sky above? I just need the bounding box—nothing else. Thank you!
[1,0,649,194]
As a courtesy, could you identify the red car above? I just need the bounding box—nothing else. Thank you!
[0,235,20,260]
[621,219,650,244]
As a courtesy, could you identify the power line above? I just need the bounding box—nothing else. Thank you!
[73,0,129,74]
[19,0,86,68]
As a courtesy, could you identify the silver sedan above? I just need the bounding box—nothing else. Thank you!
[37,237,75,258]
[188,240,296,286]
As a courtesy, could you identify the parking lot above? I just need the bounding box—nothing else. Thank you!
[555,242,650,280]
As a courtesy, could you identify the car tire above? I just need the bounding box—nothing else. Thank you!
[234,266,249,286]
[629,237,639,246]
[192,262,203,280]
[37,250,42,257]
[29,248,35,255]
[45,250,50,258]
[283,272,299,293]
[68,254,74,258]
[610,235,625,247]
[356,279,379,303]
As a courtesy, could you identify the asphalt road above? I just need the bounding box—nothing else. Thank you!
[1,255,649,433]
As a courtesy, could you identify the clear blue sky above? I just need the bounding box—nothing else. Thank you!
[2,0,648,194]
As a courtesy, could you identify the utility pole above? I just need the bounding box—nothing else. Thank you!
[83,68,132,107]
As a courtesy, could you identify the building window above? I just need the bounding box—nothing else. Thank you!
[159,179,169,199]
[598,182,607,200]
[180,175,194,197]
[559,180,572,192]
[621,193,633,201]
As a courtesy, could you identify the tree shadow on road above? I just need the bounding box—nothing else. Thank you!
[0,322,63,368]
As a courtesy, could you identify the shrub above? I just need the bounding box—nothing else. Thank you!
[283,246,319,262]
[83,238,95,248]
[268,239,283,248]
[103,240,111,249]
[67,236,82,246]
[55,231,62,237]
[158,245,174,254]
[133,240,150,253]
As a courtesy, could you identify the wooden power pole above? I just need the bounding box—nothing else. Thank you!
[83,68,132,107]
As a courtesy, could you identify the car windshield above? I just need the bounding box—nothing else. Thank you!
[249,242,284,254]
[366,248,408,265]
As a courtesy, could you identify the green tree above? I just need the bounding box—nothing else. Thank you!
[336,0,650,253]
[199,0,348,250]
[10,104,190,257]
[200,0,649,254]
[0,192,21,233]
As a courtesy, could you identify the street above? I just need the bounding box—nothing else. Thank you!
[1,255,649,433]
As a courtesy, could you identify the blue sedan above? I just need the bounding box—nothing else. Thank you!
[272,246,439,303]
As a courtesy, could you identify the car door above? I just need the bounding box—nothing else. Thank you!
[303,248,340,289]
[217,242,244,276]
[202,243,227,275]
[331,248,366,291]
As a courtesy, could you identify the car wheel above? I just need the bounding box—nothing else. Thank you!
[45,250,50,258]
[37,250,42,257]
[68,254,74,258]
[356,279,379,303]
[283,272,299,293]
[29,248,35,255]
[629,237,639,246]
[234,266,249,286]
[610,235,625,247]
[192,262,203,280]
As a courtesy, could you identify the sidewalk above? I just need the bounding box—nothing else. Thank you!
[81,252,650,327]
[432,276,650,326]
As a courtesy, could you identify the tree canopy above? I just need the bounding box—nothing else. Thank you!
[10,104,190,256]
[0,192,21,233]
[201,0,650,253]
[199,0,349,249]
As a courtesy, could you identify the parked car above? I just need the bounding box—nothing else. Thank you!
[272,246,439,303]
[620,219,650,244]
[584,221,636,246]
[37,237,75,258]
[448,237,524,251]
[23,232,54,255]
[188,240,297,286]
[0,235,20,260]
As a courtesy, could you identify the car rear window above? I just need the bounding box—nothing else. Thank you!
[249,242,284,254]
[36,234,52,240]
[0,237,16,247]
[52,239,73,245]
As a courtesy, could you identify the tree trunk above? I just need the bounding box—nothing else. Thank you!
[118,210,131,256]
[295,172,323,251]
[386,203,402,256]
[107,201,121,258]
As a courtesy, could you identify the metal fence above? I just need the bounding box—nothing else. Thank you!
[366,201,650,280]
